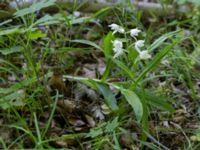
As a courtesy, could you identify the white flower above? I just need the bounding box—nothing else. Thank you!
[73,11,81,17]
[135,40,145,52]
[113,49,123,58]
[112,40,123,51]
[109,23,125,34]
[135,40,145,48]
[112,40,124,58]
[161,59,170,66]
[139,50,152,60]
[130,28,141,37]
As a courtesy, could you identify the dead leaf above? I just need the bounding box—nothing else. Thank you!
[92,106,105,120]
[48,70,71,97]
[85,115,95,127]
[101,103,111,115]
[57,99,76,113]
[68,118,85,127]
[97,58,106,75]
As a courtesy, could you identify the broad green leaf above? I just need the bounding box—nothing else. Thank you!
[101,58,111,82]
[71,17,91,24]
[103,31,114,58]
[149,30,181,51]
[0,27,20,36]
[121,89,143,122]
[0,46,22,55]
[96,83,118,111]
[33,14,60,26]
[29,30,46,40]
[71,39,103,51]
[14,0,56,18]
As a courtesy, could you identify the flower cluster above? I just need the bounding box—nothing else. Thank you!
[108,23,151,60]
[112,40,124,58]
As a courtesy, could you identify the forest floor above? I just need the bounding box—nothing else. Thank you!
[0,0,200,149]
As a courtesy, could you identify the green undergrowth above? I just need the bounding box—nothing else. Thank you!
[0,0,200,149]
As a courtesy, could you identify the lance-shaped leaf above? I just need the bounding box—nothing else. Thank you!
[96,83,118,111]
[121,89,143,122]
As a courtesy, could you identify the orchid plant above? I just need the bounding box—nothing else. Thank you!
[108,23,152,60]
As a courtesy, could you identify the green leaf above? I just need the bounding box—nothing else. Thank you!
[71,39,103,51]
[0,77,36,94]
[0,90,25,109]
[0,19,12,27]
[29,30,46,40]
[113,59,135,79]
[0,27,20,36]
[71,17,91,24]
[0,46,22,55]
[33,14,60,26]
[103,31,114,58]
[121,89,143,122]
[136,88,175,112]
[92,7,112,18]
[105,117,119,133]
[113,131,121,150]
[96,83,118,111]
[14,0,56,18]
[149,30,181,51]
[88,128,103,138]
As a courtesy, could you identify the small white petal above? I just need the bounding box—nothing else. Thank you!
[73,11,81,17]
[113,49,123,58]
[161,59,170,65]
[139,50,152,60]
[130,28,141,37]
[112,40,123,49]
[135,40,145,52]
[135,40,145,48]
[108,23,118,29]
[112,40,124,58]
[109,23,124,34]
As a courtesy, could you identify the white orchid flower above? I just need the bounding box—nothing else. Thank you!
[108,23,125,34]
[139,50,152,60]
[73,11,81,17]
[135,40,145,52]
[113,49,123,58]
[130,28,141,37]
[112,40,124,58]
[112,40,123,51]
[135,40,145,48]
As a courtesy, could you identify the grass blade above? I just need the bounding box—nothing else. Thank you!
[71,39,103,51]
